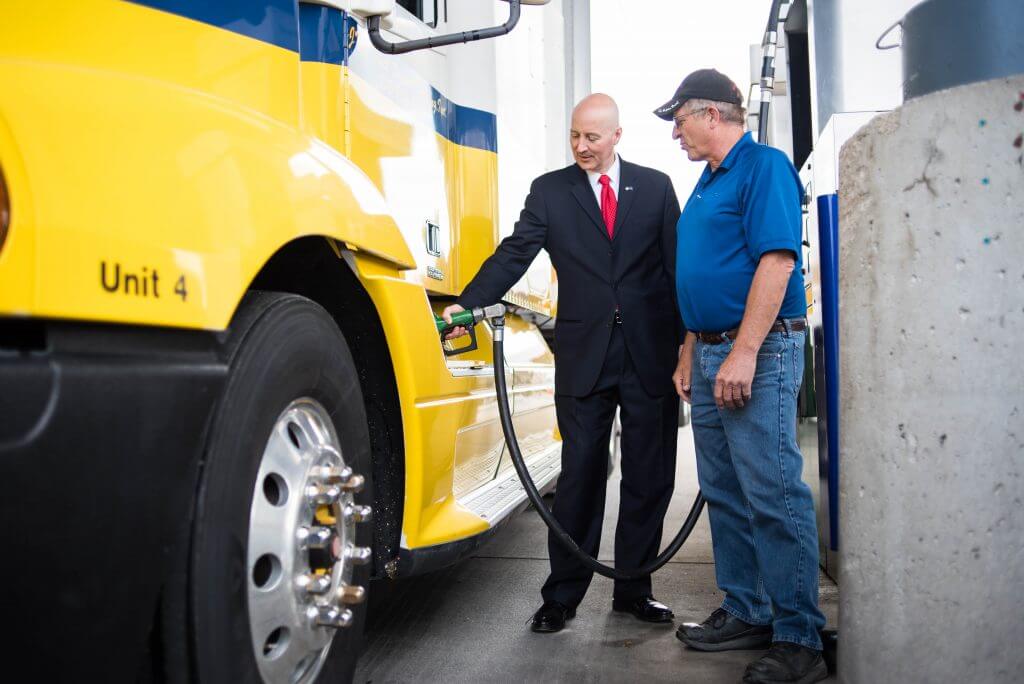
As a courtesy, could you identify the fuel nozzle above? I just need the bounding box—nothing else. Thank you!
[433,303,505,334]
[433,304,506,357]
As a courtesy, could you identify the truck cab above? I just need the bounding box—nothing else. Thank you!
[0,1,589,680]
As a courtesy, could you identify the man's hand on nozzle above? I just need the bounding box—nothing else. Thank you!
[441,304,469,340]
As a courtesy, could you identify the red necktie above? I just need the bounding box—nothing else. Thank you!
[599,174,617,239]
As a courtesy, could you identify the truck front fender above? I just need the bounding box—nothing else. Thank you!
[0,59,414,330]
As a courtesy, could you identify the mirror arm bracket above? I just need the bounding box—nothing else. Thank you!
[367,0,521,55]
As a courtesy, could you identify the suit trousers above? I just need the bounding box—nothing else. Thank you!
[541,325,678,607]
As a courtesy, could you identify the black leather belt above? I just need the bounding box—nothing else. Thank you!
[695,319,806,345]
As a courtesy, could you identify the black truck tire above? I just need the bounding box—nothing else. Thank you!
[189,291,374,683]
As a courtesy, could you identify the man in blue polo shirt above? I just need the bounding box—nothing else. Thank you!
[653,69,827,684]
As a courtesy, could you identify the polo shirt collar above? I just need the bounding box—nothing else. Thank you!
[717,131,753,171]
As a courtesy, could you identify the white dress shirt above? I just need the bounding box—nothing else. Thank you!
[586,154,620,206]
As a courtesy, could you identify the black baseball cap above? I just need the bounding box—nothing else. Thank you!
[653,68,744,121]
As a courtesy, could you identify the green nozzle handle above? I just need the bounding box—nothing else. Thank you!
[435,309,478,332]
[434,304,507,333]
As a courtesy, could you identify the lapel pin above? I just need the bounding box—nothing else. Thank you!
[624,186,633,192]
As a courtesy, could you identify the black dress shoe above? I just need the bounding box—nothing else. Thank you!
[611,596,674,623]
[675,608,772,651]
[743,642,827,683]
[530,601,575,633]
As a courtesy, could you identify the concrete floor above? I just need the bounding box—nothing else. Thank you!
[355,427,838,683]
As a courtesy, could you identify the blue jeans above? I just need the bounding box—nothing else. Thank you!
[691,327,825,649]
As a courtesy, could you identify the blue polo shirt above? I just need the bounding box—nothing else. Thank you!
[676,132,806,333]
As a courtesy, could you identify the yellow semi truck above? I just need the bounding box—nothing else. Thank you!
[0,1,589,681]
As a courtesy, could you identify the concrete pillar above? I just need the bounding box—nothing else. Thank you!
[838,75,1024,683]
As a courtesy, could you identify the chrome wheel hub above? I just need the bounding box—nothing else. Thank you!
[247,398,371,684]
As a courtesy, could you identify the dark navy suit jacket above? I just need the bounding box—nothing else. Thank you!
[458,160,683,398]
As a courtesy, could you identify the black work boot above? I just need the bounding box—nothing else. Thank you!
[675,607,772,651]
[742,641,828,684]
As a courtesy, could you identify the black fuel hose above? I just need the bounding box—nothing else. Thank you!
[492,317,706,581]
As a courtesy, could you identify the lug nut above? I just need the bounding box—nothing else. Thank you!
[297,525,333,549]
[336,584,366,605]
[296,573,332,595]
[339,474,365,493]
[346,545,372,565]
[312,465,353,482]
[309,604,353,629]
[311,464,364,492]
[306,482,342,505]
[344,504,373,523]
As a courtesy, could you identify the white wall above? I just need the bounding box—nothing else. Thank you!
[591,0,768,201]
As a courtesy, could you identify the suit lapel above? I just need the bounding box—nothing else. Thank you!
[612,160,637,241]
[570,167,610,242]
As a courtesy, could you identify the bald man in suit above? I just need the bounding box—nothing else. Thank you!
[443,94,683,633]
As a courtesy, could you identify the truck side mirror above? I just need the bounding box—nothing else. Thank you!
[366,0,549,56]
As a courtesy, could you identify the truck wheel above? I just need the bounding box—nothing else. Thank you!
[191,292,373,683]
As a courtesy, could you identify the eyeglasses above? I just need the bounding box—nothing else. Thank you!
[672,107,709,128]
